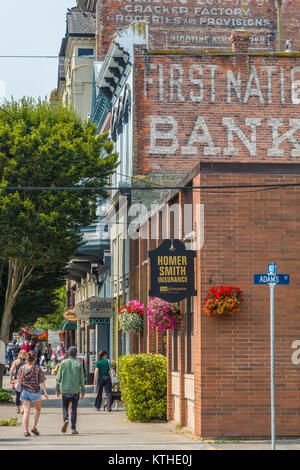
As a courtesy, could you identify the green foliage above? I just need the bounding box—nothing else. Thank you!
[0,98,118,340]
[0,387,13,403]
[0,98,118,265]
[0,417,20,426]
[0,263,66,334]
[33,286,66,331]
[118,354,167,423]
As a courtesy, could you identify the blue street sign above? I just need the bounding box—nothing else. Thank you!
[254,274,290,285]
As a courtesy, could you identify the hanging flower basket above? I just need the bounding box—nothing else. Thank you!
[147,298,183,333]
[203,286,243,317]
[118,300,144,334]
[38,332,48,341]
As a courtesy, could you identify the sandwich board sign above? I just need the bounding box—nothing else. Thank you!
[253,264,290,451]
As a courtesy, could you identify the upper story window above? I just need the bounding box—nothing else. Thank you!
[78,48,94,57]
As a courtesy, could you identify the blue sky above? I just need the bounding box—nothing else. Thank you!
[0,0,76,101]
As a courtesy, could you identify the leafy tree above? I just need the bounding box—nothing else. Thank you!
[33,286,66,332]
[0,98,118,342]
[0,264,67,335]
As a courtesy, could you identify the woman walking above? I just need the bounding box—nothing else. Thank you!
[34,343,42,366]
[16,350,48,437]
[9,350,28,414]
[44,345,52,374]
[93,350,112,412]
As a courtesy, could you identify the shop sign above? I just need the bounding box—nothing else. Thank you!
[48,330,60,349]
[90,318,110,326]
[149,239,197,303]
[63,308,80,322]
[75,297,114,319]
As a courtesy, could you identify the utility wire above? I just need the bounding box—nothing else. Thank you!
[0,183,299,191]
[1,106,299,194]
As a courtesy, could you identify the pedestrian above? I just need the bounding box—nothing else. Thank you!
[53,353,69,375]
[9,349,28,414]
[93,350,113,412]
[21,340,31,353]
[56,346,85,435]
[12,342,21,362]
[35,343,42,366]
[7,343,13,369]
[56,342,65,360]
[16,350,48,437]
[50,354,58,375]
[44,344,52,373]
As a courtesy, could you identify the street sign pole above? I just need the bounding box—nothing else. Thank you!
[270,283,276,451]
[254,265,290,451]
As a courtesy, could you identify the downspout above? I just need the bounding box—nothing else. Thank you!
[276,0,283,52]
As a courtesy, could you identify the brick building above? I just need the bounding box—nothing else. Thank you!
[67,0,300,436]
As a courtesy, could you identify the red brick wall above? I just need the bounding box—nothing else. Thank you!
[282,0,300,52]
[193,166,300,438]
[96,0,277,56]
[133,51,300,176]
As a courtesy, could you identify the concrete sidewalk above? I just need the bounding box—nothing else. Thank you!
[1,374,300,450]
[0,374,212,451]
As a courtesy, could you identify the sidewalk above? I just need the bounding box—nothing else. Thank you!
[1,374,300,450]
[0,374,212,451]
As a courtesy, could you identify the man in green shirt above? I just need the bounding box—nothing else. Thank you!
[56,346,85,434]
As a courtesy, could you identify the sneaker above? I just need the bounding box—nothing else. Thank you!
[71,429,79,435]
[61,420,69,433]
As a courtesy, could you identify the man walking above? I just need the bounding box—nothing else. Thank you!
[56,346,85,435]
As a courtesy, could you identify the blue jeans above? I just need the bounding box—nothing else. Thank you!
[62,394,79,430]
[95,376,112,410]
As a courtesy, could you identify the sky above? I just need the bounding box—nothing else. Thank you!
[0,0,77,101]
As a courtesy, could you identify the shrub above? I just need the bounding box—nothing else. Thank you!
[0,417,20,427]
[0,387,13,403]
[118,354,167,422]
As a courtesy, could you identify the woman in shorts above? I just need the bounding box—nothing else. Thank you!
[17,350,48,437]
[9,349,28,414]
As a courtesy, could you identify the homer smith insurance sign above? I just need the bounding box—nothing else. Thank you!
[149,239,197,303]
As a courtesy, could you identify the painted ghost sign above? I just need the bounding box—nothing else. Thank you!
[97,0,277,53]
[139,56,300,171]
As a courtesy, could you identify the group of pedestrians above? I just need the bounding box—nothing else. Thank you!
[7,340,43,369]
[9,345,115,437]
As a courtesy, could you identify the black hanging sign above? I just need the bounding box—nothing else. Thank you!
[149,239,197,303]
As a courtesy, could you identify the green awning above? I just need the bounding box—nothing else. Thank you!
[59,320,77,331]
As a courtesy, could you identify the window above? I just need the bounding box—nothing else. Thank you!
[78,48,94,57]
[89,282,94,297]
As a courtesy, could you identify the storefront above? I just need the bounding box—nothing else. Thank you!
[75,296,113,384]
[130,161,300,438]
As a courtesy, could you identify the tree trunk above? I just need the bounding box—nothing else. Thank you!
[0,300,14,344]
[0,259,5,287]
[0,258,33,343]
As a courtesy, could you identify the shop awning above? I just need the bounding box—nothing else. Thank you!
[59,320,77,331]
